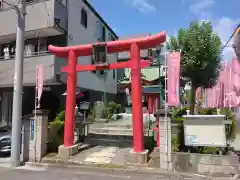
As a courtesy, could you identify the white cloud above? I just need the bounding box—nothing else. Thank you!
[214,17,238,61]
[188,0,215,20]
[189,0,215,14]
[130,0,156,13]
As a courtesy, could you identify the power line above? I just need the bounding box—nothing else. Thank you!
[1,0,19,12]
[220,23,240,53]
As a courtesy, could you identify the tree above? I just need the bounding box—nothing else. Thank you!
[166,21,221,113]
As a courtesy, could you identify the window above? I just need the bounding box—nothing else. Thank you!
[101,26,106,41]
[81,8,88,29]
[148,49,153,56]
[113,70,115,79]
[96,21,106,42]
[38,38,47,53]
[109,33,116,41]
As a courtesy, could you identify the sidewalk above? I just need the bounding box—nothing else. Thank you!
[25,160,237,179]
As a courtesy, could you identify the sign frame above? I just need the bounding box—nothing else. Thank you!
[183,115,226,147]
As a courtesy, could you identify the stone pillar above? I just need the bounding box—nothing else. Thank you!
[22,109,49,162]
[159,117,172,170]
[149,110,172,170]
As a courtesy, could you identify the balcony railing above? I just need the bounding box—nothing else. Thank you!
[0,51,51,61]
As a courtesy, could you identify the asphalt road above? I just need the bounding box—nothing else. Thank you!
[0,165,206,180]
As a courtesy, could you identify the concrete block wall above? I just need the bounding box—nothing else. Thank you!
[22,110,49,162]
[159,117,172,170]
[172,152,240,175]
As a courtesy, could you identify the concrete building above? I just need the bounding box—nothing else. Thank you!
[0,0,118,126]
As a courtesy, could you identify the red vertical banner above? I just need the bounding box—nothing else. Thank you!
[36,64,44,108]
[167,52,181,106]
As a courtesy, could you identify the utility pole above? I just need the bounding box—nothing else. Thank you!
[11,0,26,167]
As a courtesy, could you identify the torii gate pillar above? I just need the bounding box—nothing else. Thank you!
[48,32,166,162]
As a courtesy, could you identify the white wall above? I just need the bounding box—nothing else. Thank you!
[67,0,118,94]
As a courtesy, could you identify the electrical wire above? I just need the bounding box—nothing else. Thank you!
[1,0,19,12]
[220,23,240,53]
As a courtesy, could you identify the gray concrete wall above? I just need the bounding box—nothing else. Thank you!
[0,54,56,87]
[0,0,67,38]
[172,152,240,175]
[67,0,118,94]
[22,110,49,162]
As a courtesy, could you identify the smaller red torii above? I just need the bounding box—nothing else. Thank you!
[48,31,166,153]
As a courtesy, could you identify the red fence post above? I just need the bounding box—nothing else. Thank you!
[64,50,77,147]
[130,43,144,153]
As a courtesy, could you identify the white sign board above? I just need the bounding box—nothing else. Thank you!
[79,101,90,110]
[183,115,226,147]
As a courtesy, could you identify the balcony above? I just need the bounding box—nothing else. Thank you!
[0,0,67,43]
[0,51,67,87]
[0,35,67,87]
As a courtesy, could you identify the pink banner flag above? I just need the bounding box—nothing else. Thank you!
[36,64,44,108]
[167,52,181,106]
[231,59,240,74]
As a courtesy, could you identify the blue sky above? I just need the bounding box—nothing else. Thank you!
[90,0,239,60]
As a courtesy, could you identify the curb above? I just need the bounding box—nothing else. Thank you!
[25,161,211,178]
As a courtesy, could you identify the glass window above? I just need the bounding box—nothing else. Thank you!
[95,21,106,42]
[113,70,115,79]
[81,8,88,29]
[101,26,106,41]
[38,38,47,53]
[109,33,116,41]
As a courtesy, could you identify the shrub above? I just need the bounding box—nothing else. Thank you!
[172,106,188,121]
[172,134,179,152]
[106,101,121,120]
[198,147,218,154]
[47,110,65,152]
[87,103,96,122]
[199,107,217,115]
[221,108,236,139]
[54,110,65,122]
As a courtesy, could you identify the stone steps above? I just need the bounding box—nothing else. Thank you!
[84,133,133,147]
[88,127,154,136]
[85,126,155,147]
[85,121,155,147]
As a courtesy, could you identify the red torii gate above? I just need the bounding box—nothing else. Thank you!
[48,31,166,153]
